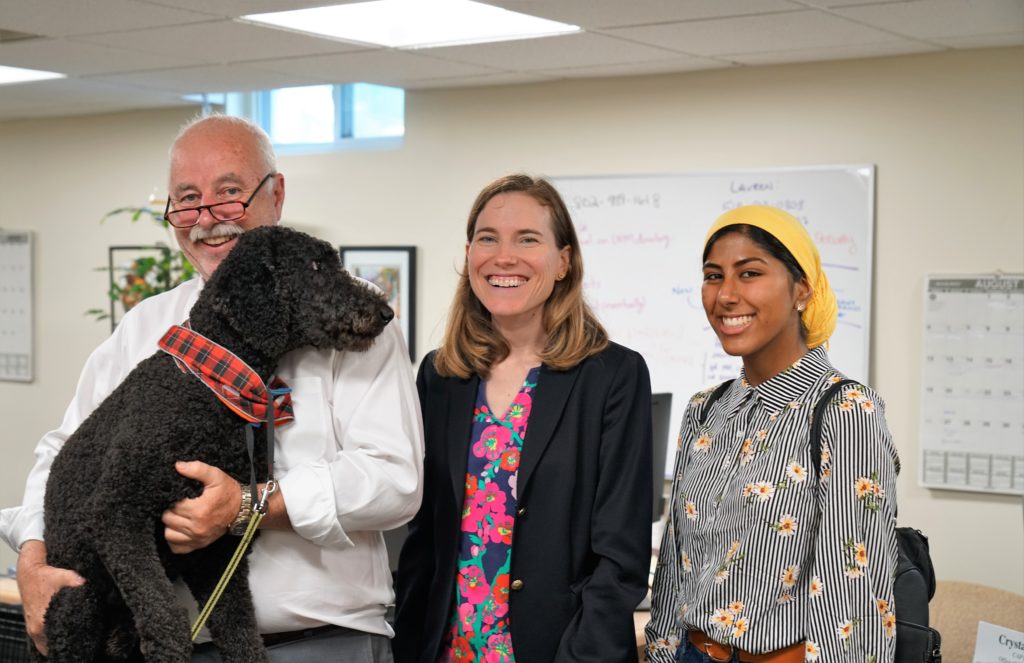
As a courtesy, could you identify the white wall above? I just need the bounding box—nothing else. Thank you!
[1,47,1021,591]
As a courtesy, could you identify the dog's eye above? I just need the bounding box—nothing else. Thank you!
[312,260,321,271]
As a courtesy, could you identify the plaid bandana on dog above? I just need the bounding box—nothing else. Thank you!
[158,323,294,426]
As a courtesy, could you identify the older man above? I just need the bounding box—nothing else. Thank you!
[1,115,423,662]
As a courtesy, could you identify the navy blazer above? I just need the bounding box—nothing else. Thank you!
[394,342,653,663]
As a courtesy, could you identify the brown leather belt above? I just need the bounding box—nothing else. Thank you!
[687,630,804,663]
[262,624,343,647]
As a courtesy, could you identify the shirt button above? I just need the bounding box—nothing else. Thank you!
[510,579,524,591]
[516,507,526,517]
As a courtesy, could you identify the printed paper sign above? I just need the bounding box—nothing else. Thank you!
[975,621,1024,663]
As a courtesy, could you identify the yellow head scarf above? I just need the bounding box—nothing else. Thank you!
[703,205,837,350]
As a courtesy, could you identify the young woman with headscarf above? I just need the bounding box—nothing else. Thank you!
[645,205,900,663]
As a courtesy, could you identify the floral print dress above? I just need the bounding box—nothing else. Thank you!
[439,366,540,663]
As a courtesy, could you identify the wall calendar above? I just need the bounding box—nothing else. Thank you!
[919,273,1024,495]
[0,230,32,382]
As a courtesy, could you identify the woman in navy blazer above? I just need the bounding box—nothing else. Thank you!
[394,174,653,663]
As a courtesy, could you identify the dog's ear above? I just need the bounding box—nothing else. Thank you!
[199,227,290,358]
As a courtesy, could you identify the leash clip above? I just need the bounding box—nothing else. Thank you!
[257,479,277,514]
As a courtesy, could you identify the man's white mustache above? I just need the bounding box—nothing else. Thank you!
[190,224,244,243]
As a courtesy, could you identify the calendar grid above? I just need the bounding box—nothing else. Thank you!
[0,230,33,383]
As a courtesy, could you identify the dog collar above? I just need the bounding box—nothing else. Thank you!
[158,322,294,426]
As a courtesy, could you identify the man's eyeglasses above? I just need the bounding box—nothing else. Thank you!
[163,173,275,229]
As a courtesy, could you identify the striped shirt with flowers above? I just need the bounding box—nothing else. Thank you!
[645,346,900,663]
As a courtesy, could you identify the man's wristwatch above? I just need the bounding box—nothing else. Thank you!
[229,482,254,536]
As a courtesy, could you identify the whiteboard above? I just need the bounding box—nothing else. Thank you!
[918,274,1024,495]
[0,230,33,382]
[552,166,874,475]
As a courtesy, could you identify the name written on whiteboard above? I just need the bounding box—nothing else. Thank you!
[729,180,774,193]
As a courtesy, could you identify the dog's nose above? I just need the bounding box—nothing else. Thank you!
[380,308,395,324]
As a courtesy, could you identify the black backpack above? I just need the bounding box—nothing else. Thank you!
[701,379,943,662]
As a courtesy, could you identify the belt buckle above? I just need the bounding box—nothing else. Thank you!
[703,639,733,662]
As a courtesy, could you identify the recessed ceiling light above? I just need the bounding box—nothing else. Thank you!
[0,64,65,86]
[240,0,580,49]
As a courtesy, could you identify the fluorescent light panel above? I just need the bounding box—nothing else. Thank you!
[241,0,580,49]
[0,64,65,86]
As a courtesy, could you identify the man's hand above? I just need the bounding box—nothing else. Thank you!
[162,461,241,554]
[16,539,85,656]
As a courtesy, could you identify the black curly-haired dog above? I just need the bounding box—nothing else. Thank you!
[39,226,393,663]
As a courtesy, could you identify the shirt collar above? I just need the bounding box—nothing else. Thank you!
[739,345,833,412]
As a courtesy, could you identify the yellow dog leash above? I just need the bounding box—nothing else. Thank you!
[190,478,276,642]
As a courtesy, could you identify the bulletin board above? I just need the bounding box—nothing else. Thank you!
[919,273,1024,495]
[0,230,33,382]
[552,166,874,476]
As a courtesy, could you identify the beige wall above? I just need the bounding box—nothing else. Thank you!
[1,47,1021,591]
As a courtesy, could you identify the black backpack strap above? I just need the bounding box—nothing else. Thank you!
[810,378,859,478]
[698,379,734,426]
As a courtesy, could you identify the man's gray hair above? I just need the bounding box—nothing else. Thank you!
[172,113,277,175]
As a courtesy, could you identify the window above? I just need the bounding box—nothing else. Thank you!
[221,83,404,152]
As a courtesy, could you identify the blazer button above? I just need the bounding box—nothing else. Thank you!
[510,579,524,591]
[516,507,526,517]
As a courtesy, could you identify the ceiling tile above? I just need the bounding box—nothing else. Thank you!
[931,32,1024,48]
[730,39,940,65]
[404,71,562,89]
[0,100,184,121]
[257,49,497,87]
[483,0,800,29]
[538,56,734,78]
[0,0,214,37]
[138,0,364,16]
[89,63,326,94]
[605,9,907,57]
[0,38,195,75]
[795,0,912,7]
[0,76,187,106]
[425,32,682,71]
[74,18,368,64]
[831,0,1024,40]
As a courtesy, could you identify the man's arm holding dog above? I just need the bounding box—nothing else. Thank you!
[162,462,290,554]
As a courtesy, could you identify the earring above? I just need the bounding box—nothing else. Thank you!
[557,272,566,281]
[796,302,806,312]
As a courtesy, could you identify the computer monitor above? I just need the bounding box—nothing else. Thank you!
[650,392,673,522]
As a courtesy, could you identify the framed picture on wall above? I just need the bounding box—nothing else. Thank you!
[339,245,416,361]
[105,245,175,332]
